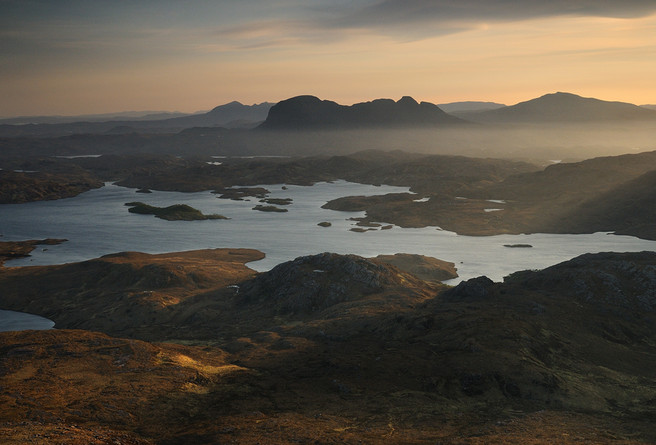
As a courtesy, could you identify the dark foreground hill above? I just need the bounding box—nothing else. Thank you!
[1,248,656,443]
[259,95,465,129]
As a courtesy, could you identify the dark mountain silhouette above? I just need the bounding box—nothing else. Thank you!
[467,92,656,123]
[641,104,656,111]
[260,95,465,129]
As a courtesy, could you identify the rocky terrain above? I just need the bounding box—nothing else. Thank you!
[372,253,458,282]
[1,247,656,443]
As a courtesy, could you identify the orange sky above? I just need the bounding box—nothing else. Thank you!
[2,1,656,116]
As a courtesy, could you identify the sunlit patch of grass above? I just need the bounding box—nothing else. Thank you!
[164,352,247,376]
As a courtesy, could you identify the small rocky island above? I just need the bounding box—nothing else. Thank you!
[252,204,288,213]
[260,197,293,205]
[125,202,228,221]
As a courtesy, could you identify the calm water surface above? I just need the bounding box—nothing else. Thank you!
[1,181,655,284]
[0,310,55,332]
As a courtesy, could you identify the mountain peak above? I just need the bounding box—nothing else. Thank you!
[397,96,419,106]
[209,101,244,112]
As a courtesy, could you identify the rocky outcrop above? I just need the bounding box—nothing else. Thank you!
[239,252,422,313]
[505,251,656,311]
[442,276,495,300]
[372,253,458,282]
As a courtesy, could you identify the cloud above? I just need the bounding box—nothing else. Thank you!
[4,1,656,60]
[340,0,656,29]
[207,0,656,48]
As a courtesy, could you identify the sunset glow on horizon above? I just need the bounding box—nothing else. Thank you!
[2,0,656,116]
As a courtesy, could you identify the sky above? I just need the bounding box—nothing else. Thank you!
[2,0,656,116]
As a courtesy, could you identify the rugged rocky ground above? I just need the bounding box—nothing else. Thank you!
[1,247,656,443]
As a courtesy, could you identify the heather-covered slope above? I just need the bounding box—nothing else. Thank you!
[2,250,656,443]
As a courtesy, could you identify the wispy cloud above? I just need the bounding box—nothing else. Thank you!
[325,0,656,39]
[339,0,656,26]
[204,0,656,49]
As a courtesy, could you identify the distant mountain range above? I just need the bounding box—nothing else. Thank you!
[437,101,506,115]
[3,92,656,139]
[0,101,274,137]
[466,92,656,123]
[156,101,273,129]
[259,95,465,129]
[0,110,194,125]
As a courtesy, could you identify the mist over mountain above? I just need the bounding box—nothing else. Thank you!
[0,101,273,137]
[438,101,506,116]
[260,95,465,129]
[0,110,194,125]
[466,92,656,123]
[2,92,656,162]
[641,104,656,110]
[160,101,273,128]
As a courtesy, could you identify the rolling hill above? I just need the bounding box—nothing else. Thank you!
[2,248,656,443]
